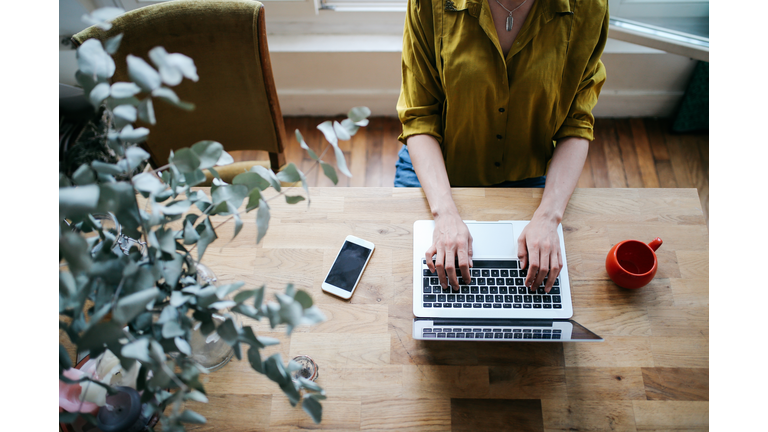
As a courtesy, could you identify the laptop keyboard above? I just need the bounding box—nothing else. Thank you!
[422,327,562,340]
[422,259,562,310]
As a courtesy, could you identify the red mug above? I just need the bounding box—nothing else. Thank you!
[605,238,663,289]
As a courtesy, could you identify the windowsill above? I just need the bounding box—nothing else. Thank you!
[265,34,666,54]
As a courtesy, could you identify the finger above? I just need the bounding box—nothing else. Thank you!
[457,245,470,289]
[526,247,539,289]
[534,248,550,290]
[468,232,474,269]
[425,246,437,274]
[517,232,528,270]
[545,249,562,293]
[435,249,448,290]
[445,248,459,292]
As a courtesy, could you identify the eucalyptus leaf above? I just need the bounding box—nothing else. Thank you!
[295,130,319,160]
[171,148,200,173]
[333,120,351,141]
[170,291,192,307]
[59,344,72,371]
[162,320,185,339]
[275,162,302,184]
[127,55,161,92]
[121,338,151,362]
[285,195,305,204]
[320,161,338,185]
[89,82,110,107]
[195,217,217,262]
[77,39,115,80]
[317,121,337,147]
[333,145,352,178]
[72,164,96,186]
[78,321,125,352]
[208,300,236,310]
[245,188,262,212]
[233,172,270,192]
[174,337,191,355]
[348,106,372,123]
[185,390,209,403]
[247,345,263,373]
[178,409,206,425]
[60,232,93,273]
[250,165,281,192]
[183,220,199,245]
[113,105,137,124]
[113,287,160,325]
[216,282,245,299]
[132,173,165,195]
[119,125,150,143]
[162,200,191,216]
[233,212,243,241]
[149,47,199,86]
[302,394,323,424]
[104,33,124,55]
[191,141,223,170]
[152,87,195,111]
[60,184,100,217]
[293,290,313,309]
[256,199,270,244]
[217,318,240,345]
[111,82,141,99]
[216,151,234,166]
[137,97,156,125]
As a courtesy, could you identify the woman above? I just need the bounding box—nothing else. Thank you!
[396,0,608,294]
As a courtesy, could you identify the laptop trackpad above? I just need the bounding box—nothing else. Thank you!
[466,221,517,259]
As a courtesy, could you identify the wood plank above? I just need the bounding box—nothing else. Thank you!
[364,117,385,187]
[650,337,709,368]
[542,399,638,432]
[632,400,709,430]
[600,119,629,187]
[487,366,568,399]
[630,118,661,188]
[564,367,647,400]
[641,367,709,401]
[589,118,613,188]
[644,117,670,161]
[185,394,273,431]
[616,119,644,188]
[349,126,368,187]
[563,336,654,368]
[451,399,544,432]
[361,397,451,431]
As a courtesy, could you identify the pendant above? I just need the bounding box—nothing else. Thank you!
[506,14,514,31]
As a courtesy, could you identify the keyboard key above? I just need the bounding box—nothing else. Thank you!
[465,333,474,339]
[438,295,446,302]
[553,304,562,309]
[510,270,518,277]
[533,333,542,339]
[467,294,475,302]
[543,304,552,309]
[537,287,546,294]
[463,303,472,308]
[533,304,542,308]
[523,333,532,339]
[504,333,513,339]
[504,295,513,302]
[461,286,470,293]
[496,278,505,285]
[434,303,442,308]
[554,278,560,286]
[483,304,492,308]
[423,286,432,293]
[447,333,455,338]
[480,287,489,294]
[528,287,537,294]
[473,303,481,308]
[477,278,486,285]
[457,295,465,302]
[482,270,490,277]
[453,328,462,332]
[495,295,503,302]
[430,277,439,285]
[542,334,551,339]
[520,268,527,277]
[491,269,499,277]
[514,333,522,339]
[471,286,479,294]
[550,287,560,294]
[515,278,524,285]
[438,333,446,338]
[447,295,456,302]
[552,296,562,303]
[490,287,498,294]
[485,295,494,302]
[456,333,465,338]
[424,303,432,307]
[484,333,493,339]
[533,295,542,303]
[552,334,561,339]
[423,332,436,338]
[553,329,562,333]
[514,295,522,302]
[523,304,532,309]
[472,269,481,277]
[506,278,515,285]
[500,287,508,294]
[543,296,551,303]
[513,304,522,309]
[524,295,532,303]
[483,329,492,332]
[476,296,483,303]
[500,270,509,277]
[494,333,503,339]
[423,269,437,276]
[509,287,517,294]
[493,304,501,308]
[423,295,436,302]
[503,304,511,308]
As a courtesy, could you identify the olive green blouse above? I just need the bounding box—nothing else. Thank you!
[397,0,608,186]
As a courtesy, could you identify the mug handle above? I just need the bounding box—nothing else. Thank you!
[648,237,663,251]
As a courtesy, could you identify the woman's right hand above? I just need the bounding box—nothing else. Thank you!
[425,211,473,291]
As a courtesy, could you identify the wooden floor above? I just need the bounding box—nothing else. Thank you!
[234,117,709,224]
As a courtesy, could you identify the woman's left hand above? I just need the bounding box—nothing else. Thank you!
[517,213,562,294]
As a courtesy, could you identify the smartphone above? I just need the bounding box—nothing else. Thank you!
[321,235,375,299]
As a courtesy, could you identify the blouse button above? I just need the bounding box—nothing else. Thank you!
[498,108,505,113]
[494,162,501,167]
[496,135,503,139]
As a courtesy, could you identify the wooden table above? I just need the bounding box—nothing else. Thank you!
[183,187,709,431]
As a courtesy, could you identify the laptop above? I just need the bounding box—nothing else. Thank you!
[412,220,603,342]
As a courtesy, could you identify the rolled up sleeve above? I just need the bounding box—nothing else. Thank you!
[397,0,445,145]
[554,4,608,142]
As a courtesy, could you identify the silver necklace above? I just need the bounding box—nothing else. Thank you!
[493,0,529,31]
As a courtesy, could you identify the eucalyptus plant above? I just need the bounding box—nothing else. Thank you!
[59,7,370,431]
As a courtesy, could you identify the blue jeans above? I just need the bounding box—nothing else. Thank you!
[394,145,546,188]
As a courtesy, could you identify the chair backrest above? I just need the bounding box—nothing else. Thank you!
[72,0,286,170]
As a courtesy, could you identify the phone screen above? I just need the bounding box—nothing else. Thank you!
[324,241,372,292]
